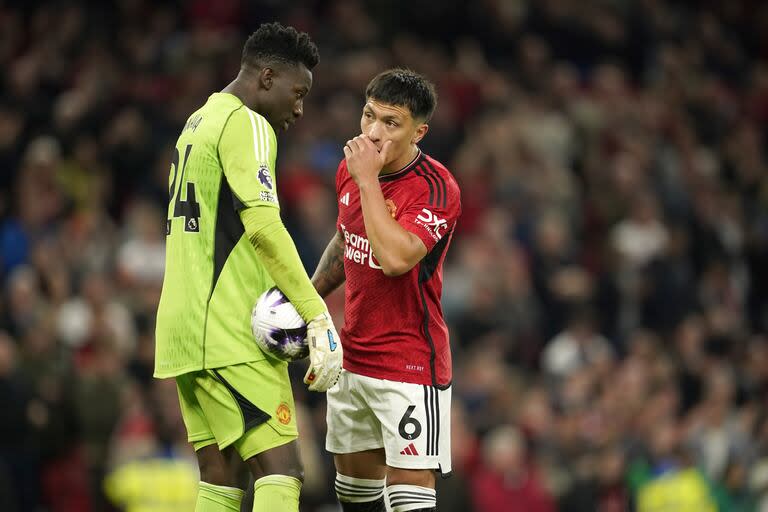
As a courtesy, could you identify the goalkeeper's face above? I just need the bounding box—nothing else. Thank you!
[361,99,428,168]
[261,62,313,131]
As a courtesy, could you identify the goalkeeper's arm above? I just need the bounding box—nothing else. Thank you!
[240,205,342,392]
[239,205,325,322]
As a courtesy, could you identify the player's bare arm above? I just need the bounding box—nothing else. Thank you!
[311,230,346,297]
[344,134,427,276]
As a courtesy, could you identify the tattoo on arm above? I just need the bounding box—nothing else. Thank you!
[311,231,346,298]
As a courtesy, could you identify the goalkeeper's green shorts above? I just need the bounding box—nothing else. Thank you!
[175,359,298,460]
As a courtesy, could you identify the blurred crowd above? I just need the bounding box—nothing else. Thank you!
[0,0,767,511]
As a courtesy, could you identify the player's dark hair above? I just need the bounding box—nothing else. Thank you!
[365,68,437,122]
[242,22,319,70]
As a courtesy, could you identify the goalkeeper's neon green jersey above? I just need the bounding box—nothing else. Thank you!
[154,92,282,378]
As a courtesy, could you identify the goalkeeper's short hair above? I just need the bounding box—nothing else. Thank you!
[242,22,319,71]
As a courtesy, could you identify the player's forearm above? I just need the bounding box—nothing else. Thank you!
[357,179,425,276]
[311,231,346,298]
[240,207,326,322]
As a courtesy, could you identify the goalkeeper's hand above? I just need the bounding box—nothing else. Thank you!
[303,311,343,392]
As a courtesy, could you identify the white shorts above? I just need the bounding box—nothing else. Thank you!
[326,370,452,476]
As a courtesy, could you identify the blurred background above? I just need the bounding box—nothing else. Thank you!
[0,0,767,511]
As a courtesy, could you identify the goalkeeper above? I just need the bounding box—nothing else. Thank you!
[154,23,342,512]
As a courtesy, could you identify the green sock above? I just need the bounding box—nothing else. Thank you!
[252,474,302,512]
[195,481,245,512]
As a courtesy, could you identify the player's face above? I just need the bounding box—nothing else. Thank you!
[361,99,428,168]
[262,62,313,131]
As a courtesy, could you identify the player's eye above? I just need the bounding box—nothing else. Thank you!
[387,120,398,127]
[364,112,373,119]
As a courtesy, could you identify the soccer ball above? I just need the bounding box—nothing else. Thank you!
[251,287,309,362]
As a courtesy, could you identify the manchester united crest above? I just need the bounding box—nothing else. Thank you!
[276,403,291,424]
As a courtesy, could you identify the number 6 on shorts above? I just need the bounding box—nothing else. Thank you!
[326,371,453,475]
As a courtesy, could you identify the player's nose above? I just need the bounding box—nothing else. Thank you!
[293,99,304,119]
[365,122,382,142]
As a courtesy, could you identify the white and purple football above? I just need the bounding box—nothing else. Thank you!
[251,287,309,362]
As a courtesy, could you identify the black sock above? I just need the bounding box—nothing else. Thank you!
[340,496,387,512]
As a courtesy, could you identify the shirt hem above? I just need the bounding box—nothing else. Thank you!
[342,361,450,387]
[154,355,265,379]
[154,364,204,379]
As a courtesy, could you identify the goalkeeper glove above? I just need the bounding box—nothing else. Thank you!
[303,311,343,391]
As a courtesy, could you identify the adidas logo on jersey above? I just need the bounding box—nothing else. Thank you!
[400,443,419,456]
[339,192,350,206]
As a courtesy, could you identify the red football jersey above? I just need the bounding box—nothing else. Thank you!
[335,149,461,387]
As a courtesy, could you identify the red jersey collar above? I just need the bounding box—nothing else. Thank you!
[378,148,423,182]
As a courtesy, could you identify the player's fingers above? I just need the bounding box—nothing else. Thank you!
[315,366,335,392]
[322,364,340,390]
[317,367,333,391]
[359,135,380,154]
[345,138,359,153]
[343,145,352,158]
[352,136,367,152]
[360,136,378,152]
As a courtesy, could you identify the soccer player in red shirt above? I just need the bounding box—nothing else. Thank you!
[312,69,461,512]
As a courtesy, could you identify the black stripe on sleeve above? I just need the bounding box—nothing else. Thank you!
[422,163,442,208]
[422,159,447,208]
[424,169,442,207]
[413,165,435,206]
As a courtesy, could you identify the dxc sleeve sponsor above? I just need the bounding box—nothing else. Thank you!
[414,208,448,241]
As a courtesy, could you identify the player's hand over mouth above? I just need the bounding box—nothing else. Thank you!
[344,134,392,185]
